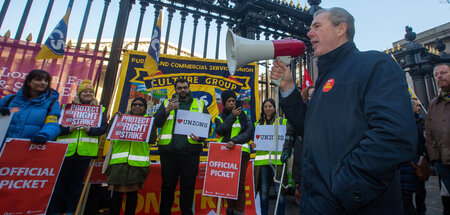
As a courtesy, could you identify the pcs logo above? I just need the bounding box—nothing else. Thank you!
[29,144,46,151]
[192,91,213,108]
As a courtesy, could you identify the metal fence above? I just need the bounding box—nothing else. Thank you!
[0,0,316,109]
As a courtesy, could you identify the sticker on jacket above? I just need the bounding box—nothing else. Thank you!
[323,79,335,92]
[45,115,58,123]
[10,107,20,113]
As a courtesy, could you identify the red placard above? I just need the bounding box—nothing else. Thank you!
[0,139,68,215]
[203,142,242,200]
[59,103,102,127]
[107,114,154,142]
[85,159,107,184]
[132,162,257,215]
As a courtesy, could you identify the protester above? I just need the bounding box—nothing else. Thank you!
[215,90,254,215]
[270,7,417,214]
[254,98,294,215]
[282,85,314,206]
[47,80,108,215]
[153,78,209,215]
[426,63,450,215]
[399,98,428,215]
[0,69,60,143]
[106,97,151,215]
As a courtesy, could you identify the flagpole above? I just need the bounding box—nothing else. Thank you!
[391,54,428,114]
[149,74,155,113]
[43,59,49,70]
[408,83,428,114]
[216,197,222,215]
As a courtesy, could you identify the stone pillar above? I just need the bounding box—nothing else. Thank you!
[408,68,429,109]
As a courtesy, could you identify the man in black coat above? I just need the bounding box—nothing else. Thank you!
[270,7,417,214]
[214,90,254,215]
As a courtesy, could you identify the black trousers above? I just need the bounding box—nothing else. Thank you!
[226,152,250,213]
[47,157,91,214]
[402,190,417,215]
[415,182,426,215]
[159,152,200,215]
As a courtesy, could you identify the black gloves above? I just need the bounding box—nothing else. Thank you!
[31,134,48,144]
[0,107,10,116]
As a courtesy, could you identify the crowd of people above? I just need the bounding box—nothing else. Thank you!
[0,6,449,215]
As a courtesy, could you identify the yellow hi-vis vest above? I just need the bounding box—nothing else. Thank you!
[254,117,287,166]
[110,114,151,167]
[215,115,251,154]
[159,98,204,145]
[110,139,150,167]
[57,107,105,157]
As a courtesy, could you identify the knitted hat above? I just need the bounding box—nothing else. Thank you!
[77,80,94,95]
[221,90,237,103]
[131,97,148,110]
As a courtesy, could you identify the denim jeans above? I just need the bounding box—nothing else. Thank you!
[260,165,285,215]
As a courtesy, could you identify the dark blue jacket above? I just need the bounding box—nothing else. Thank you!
[0,88,61,141]
[281,42,417,214]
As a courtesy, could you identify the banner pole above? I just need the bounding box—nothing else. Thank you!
[79,183,91,214]
[272,79,280,215]
[408,83,428,114]
[217,197,222,214]
[149,74,155,111]
[270,57,292,215]
[274,163,287,215]
[75,159,95,215]
[43,59,49,70]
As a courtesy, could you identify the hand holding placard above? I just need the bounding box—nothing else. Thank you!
[203,142,242,200]
[174,109,211,138]
[59,104,103,127]
[107,114,154,142]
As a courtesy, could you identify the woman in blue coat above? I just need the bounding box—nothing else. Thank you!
[0,70,60,144]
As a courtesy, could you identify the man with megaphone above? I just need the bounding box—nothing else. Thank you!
[270,7,417,215]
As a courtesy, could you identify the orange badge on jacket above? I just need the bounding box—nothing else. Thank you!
[322,79,335,92]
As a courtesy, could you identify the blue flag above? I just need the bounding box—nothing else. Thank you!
[35,8,71,60]
[143,13,162,75]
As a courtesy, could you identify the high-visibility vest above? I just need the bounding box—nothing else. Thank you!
[215,114,251,154]
[110,139,150,167]
[159,98,204,145]
[57,106,105,157]
[254,117,287,166]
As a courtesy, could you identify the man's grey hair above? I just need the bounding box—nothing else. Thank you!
[314,7,355,41]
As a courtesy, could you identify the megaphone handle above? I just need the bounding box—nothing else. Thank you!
[271,56,291,87]
[277,56,291,65]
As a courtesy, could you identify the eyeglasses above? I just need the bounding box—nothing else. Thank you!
[132,103,145,107]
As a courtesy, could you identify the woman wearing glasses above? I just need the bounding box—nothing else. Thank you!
[106,97,153,215]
